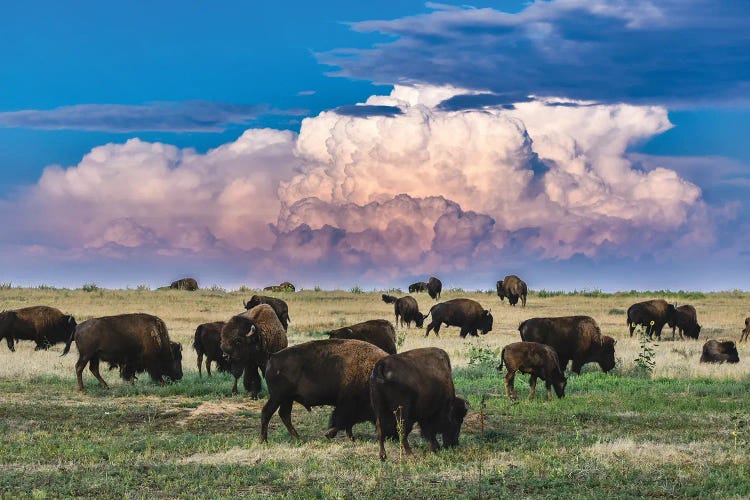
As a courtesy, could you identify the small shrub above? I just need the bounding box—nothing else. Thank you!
[209,285,227,293]
[237,285,251,293]
[634,323,657,375]
[36,284,56,290]
[136,283,150,291]
[608,308,625,315]
[350,285,364,294]
[468,344,500,369]
[385,287,402,294]
[0,282,12,290]
[396,332,407,349]
[314,285,322,292]
[81,282,99,293]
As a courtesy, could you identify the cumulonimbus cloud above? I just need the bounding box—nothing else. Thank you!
[319,1,750,107]
[1,85,710,283]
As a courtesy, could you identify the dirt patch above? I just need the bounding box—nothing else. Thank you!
[177,400,264,425]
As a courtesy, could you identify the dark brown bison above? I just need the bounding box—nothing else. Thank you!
[170,278,198,291]
[65,313,183,391]
[496,275,527,307]
[0,305,77,352]
[193,321,230,377]
[260,338,388,442]
[220,304,288,397]
[519,316,616,374]
[672,305,701,340]
[394,296,426,328]
[263,282,295,292]
[740,318,749,343]
[427,277,442,300]
[243,295,290,331]
[627,299,677,339]
[700,340,740,364]
[370,347,468,461]
[425,298,493,338]
[327,319,397,355]
[408,281,429,293]
[498,342,567,400]
[381,294,398,304]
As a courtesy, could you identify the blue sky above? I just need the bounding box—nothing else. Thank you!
[1,1,749,290]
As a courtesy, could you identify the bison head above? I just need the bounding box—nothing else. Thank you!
[722,341,740,363]
[591,336,617,373]
[666,303,678,329]
[221,316,264,367]
[479,310,493,335]
[165,341,183,381]
[552,376,567,398]
[243,295,262,311]
[684,323,701,340]
[496,280,505,301]
[441,397,468,448]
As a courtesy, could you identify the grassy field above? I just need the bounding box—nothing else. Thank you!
[1,287,749,498]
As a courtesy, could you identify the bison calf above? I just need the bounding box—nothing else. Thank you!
[498,342,567,400]
[700,340,740,364]
[381,294,398,304]
[260,339,388,442]
[326,319,397,355]
[370,347,468,461]
[68,313,183,391]
[193,321,229,377]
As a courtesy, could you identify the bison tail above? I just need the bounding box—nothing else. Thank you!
[517,320,527,338]
[371,363,389,384]
[498,348,505,372]
[192,326,203,353]
[61,328,76,356]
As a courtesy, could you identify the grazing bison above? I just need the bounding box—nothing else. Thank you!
[519,316,616,374]
[243,295,290,331]
[327,319,397,355]
[672,305,701,340]
[170,278,198,291]
[740,318,749,343]
[496,275,527,307]
[370,347,468,461]
[427,277,442,300]
[408,282,429,293]
[425,298,493,338]
[394,296,426,329]
[220,304,288,397]
[263,282,295,292]
[627,299,677,339]
[381,294,398,304]
[0,306,76,352]
[498,342,567,400]
[700,340,740,364]
[260,338,388,442]
[193,321,230,377]
[65,313,182,391]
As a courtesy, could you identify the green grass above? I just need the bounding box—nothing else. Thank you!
[1,369,748,498]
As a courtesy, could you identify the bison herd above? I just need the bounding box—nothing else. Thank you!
[0,275,746,460]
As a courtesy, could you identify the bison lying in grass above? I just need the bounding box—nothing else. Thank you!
[370,347,468,461]
[700,340,739,364]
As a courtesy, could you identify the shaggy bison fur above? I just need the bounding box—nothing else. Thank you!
[0,305,76,352]
[498,342,567,400]
[327,319,397,355]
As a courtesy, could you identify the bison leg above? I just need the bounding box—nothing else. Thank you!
[3,335,14,352]
[205,358,212,377]
[231,376,239,395]
[88,358,109,389]
[376,415,387,461]
[741,329,749,343]
[504,370,517,400]
[521,295,526,307]
[278,399,299,440]
[260,397,282,443]
[75,356,88,391]
[571,359,583,375]
[528,375,537,400]
[196,352,203,377]
[629,323,635,337]
[426,322,440,337]
[545,381,553,401]
[243,367,262,399]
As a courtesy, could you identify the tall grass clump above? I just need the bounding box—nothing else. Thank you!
[350,285,364,294]
[81,282,99,292]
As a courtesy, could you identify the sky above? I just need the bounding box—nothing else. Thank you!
[1,0,749,291]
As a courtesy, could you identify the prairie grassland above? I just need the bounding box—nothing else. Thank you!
[1,288,749,498]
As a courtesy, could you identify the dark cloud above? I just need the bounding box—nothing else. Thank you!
[320,0,750,107]
[437,93,529,111]
[0,101,305,132]
[333,104,403,117]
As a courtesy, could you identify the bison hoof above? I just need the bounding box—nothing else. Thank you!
[380,453,387,461]
[324,427,339,439]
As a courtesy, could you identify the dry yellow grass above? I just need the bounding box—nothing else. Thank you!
[1,288,749,382]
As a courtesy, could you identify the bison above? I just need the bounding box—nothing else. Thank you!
[0,305,77,352]
[408,282,429,293]
[519,316,616,374]
[260,338,388,442]
[425,298,493,338]
[496,275,527,307]
[427,277,442,300]
[193,321,230,377]
[170,278,198,291]
[381,294,398,304]
[65,313,182,391]
[740,318,749,343]
[220,304,288,397]
[672,305,701,340]
[498,342,567,400]
[700,340,740,364]
[326,319,397,355]
[627,299,677,339]
[263,282,295,292]
[394,296,426,329]
[370,347,468,461]
[243,295,290,331]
